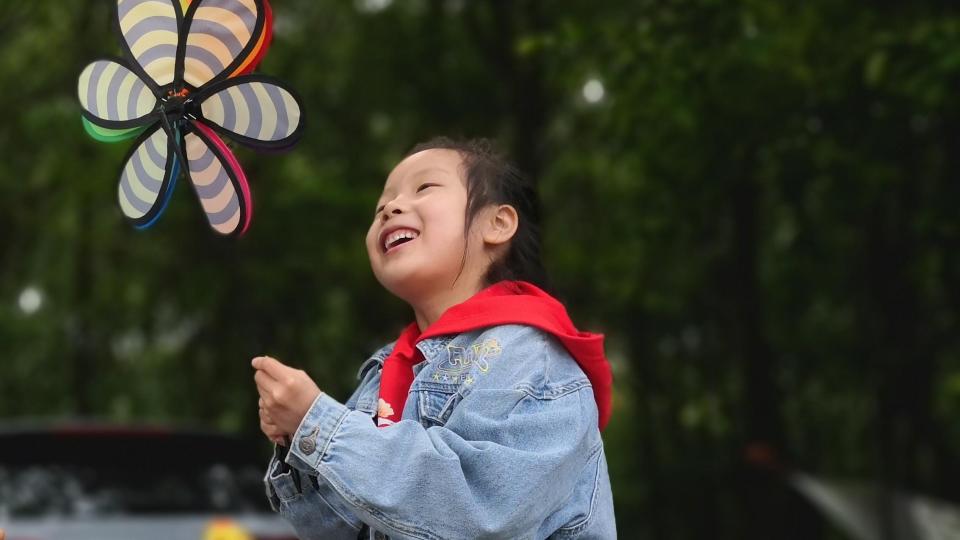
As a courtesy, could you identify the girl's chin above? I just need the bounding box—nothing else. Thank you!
[372,250,471,297]
[377,269,447,299]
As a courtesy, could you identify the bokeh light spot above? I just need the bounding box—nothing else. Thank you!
[582,78,605,104]
[18,286,43,315]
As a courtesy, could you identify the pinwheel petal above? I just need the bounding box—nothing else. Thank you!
[82,117,149,143]
[180,0,266,89]
[116,0,182,88]
[117,125,180,229]
[195,76,302,149]
[78,59,158,129]
[184,121,252,235]
[231,0,272,77]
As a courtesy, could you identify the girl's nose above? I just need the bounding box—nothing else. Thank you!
[380,199,405,220]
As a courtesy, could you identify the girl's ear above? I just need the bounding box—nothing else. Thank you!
[481,204,519,246]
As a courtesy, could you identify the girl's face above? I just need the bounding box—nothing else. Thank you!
[366,149,480,302]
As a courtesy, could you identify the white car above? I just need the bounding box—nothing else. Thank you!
[0,421,298,540]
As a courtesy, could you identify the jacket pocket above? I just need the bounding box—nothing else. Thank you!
[550,443,605,538]
[278,480,366,540]
[416,385,462,428]
[268,464,304,503]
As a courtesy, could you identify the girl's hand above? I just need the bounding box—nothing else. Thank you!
[259,397,288,446]
[251,355,323,436]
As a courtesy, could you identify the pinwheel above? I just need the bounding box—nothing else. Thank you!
[77,0,304,236]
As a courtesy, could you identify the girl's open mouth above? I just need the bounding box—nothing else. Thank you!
[382,228,420,253]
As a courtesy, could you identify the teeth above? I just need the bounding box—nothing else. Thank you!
[384,229,419,250]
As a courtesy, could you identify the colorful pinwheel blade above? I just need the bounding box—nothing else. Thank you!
[231,0,272,77]
[117,125,180,229]
[180,0,267,89]
[116,0,182,89]
[78,59,158,129]
[184,121,252,236]
[195,76,302,149]
[82,117,149,143]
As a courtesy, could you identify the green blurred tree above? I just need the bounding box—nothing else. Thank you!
[2,1,959,538]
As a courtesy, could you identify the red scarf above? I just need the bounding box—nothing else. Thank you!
[375,281,613,431]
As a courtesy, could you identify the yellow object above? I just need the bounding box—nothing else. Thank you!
[202,519,253,540]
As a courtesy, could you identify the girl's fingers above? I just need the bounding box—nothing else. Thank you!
[251,357,289,447]
[254,369,279,397]
[260,414,284,436]
[260,419,284,438]
[252,356,292,379]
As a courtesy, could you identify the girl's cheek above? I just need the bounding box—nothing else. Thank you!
[365,227,379,253]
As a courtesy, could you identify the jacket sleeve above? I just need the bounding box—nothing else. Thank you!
[263,359,383,540]
[264,439,367,540]
[281,382,598,540]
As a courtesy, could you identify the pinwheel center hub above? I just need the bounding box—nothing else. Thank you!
[159,88,195,122]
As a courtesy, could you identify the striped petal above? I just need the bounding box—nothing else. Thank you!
[78,59,157,129]
[196,76,302,149]
[116,0,182,88]
[180,0,265,89]
[231,0,272,77]
[184,121,252,235]
[117,125,179,229]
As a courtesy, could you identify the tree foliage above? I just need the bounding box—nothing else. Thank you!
[2,1,959,537]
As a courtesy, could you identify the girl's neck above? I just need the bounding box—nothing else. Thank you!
[412,279,485,332]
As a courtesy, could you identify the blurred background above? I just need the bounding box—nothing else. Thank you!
[2,0,960,538]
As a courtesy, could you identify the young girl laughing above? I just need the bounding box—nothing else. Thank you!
[253,137,616,539]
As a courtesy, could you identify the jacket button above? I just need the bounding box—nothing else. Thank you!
[298,427,319,455]
[299,436,316,455]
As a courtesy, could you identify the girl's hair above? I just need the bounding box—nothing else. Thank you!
[406,136,549,290]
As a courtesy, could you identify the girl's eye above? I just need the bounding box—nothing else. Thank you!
[417,183,438,193]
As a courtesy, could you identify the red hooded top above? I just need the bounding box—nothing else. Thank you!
[376,280,613,431]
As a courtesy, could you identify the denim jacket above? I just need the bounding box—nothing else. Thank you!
[263,324,617,539]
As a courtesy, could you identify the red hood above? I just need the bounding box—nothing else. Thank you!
[419,280,613,431]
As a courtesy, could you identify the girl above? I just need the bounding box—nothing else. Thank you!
[252,137,616,539]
